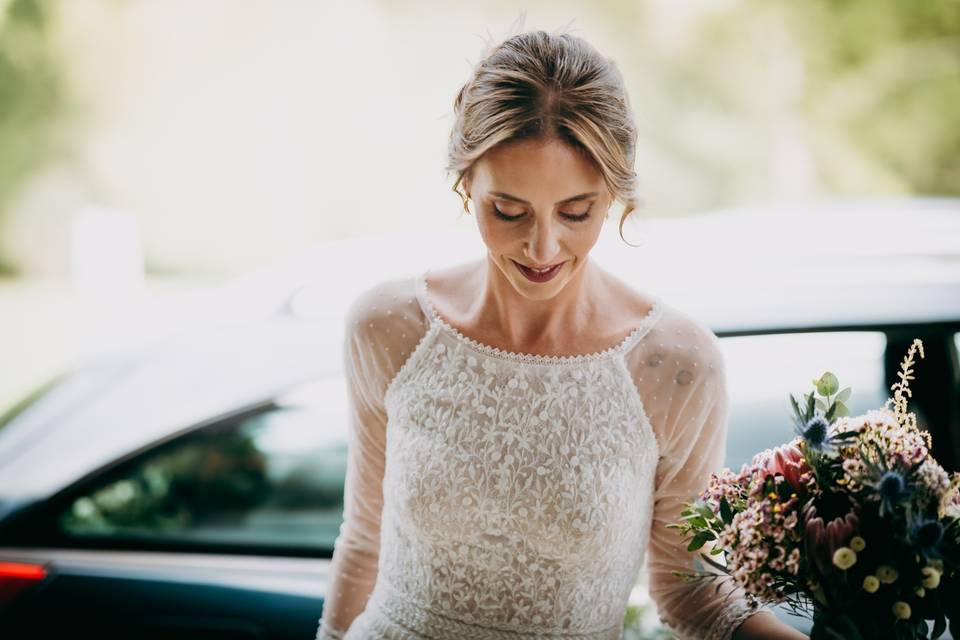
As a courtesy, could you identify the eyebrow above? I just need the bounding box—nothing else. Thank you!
[489,191,599,205]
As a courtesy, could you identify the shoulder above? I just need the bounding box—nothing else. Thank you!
[341,275,433,398]
[344,274,427,337]
[623,297,726,394]
[658,301,723,363]
[625,302,729,465]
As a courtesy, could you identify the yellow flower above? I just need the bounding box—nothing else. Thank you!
[892,601,912,620]
[922,566,941,589]
[915,586,925,598]
[877,565,899,584]
[832,547,857,570]
[862,575,879,593]
[850,536,866,552]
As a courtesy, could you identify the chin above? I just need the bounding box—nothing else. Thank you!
[510,271,569,298]
[501,257,576,291]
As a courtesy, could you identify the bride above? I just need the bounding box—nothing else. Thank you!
[315,28,808,640]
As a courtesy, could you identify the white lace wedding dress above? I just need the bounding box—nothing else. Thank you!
[314,268,762,640]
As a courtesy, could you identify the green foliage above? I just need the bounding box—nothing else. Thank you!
[665,497,734,583]
[790,371,854,432]
[0,0,66,275]
[777,0,960,195]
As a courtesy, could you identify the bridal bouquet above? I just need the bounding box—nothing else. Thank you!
[669,339,960,639]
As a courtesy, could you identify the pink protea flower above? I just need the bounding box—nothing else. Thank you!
[758,439,811,497]
[802,496,861,579]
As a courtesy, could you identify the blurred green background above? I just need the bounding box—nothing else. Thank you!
[1,0,958,411]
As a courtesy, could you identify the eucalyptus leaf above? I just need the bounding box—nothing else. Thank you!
[817,372,839,396]
[833,401,850,418]
[837,387,852,403]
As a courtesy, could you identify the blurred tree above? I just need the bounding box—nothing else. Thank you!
[383,0,959,211]
[0,0,66,276]
[783,0,960,196]
[617,0,960,204]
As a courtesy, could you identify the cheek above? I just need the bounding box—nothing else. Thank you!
[476,217,514,248]
[569,221,604,254]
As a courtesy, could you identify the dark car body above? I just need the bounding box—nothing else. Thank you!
[1,198,958,638]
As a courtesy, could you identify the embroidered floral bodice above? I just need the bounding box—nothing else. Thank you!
[315,268,761,640]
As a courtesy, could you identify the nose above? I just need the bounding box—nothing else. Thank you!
[522,218,562,266]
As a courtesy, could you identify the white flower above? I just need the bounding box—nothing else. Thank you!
[893,601,911,620]
[922,566,941,589]
[876,565,898,584]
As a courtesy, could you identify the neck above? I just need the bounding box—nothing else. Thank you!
[475,255,597,349]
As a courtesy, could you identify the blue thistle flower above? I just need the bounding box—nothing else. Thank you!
[879,470,906,499]
[794,415,839,457]
[867,469,913,518]
[909,515,944,561]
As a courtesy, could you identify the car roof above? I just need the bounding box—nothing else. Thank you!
[1,197,957,508]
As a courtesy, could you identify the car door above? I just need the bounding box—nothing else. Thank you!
[0,377,348,640]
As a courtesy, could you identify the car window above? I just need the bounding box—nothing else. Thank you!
[58,376,349,551]
[721,331,888,471]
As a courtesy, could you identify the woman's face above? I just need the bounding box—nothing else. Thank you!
[465,137,612,301]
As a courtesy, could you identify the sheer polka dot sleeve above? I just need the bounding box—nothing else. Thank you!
[623,307,766,640]
[315,276,430,640]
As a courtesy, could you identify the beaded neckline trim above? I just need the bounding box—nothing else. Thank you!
[414,268,662,365]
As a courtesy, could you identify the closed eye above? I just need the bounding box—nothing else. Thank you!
[492,205,592,222]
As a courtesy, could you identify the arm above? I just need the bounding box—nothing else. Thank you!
[314,290,393,639]
[314,310,386,638]
[642,321,774,640]
[732,610,809,639]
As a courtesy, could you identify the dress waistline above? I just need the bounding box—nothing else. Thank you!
[365,580,624,640]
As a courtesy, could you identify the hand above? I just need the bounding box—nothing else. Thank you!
[731,610,810,639]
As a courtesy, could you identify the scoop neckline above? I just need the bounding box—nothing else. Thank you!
[414,268,662,365]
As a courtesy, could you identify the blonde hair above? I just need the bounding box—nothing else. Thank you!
[446,27,643,246]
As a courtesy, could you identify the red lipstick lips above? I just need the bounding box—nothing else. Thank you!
[513,259,564,283]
